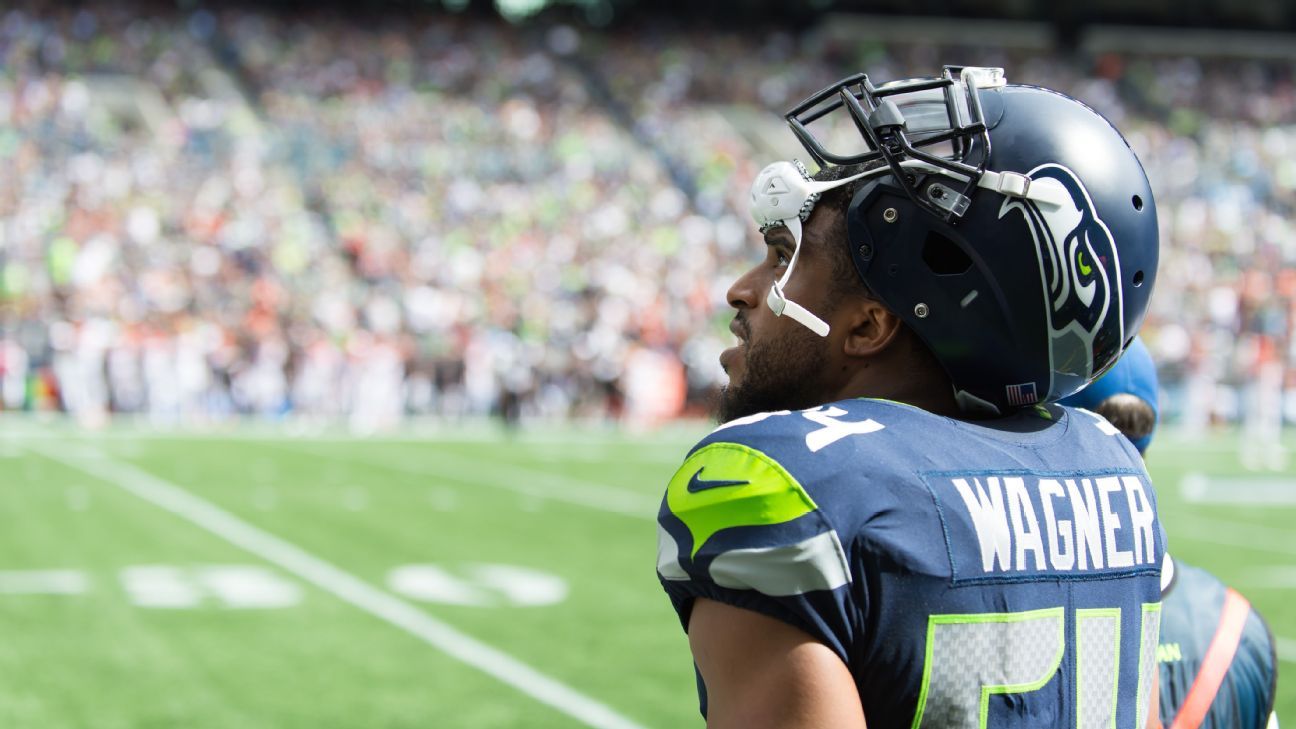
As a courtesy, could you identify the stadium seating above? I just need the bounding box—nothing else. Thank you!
[1,4,1293,427]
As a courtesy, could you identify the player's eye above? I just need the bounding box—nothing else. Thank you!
[772,249,791,267]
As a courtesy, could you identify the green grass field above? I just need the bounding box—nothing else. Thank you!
[0,417,1291,728]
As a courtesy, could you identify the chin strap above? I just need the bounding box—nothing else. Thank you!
[977,170,1069,207]
[764,214,831,336]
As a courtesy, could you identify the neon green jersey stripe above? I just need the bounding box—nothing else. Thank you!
[666,442,817,558]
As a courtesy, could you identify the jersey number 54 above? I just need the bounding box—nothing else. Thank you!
[911,604,1161,729]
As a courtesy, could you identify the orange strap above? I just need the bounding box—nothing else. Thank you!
[1168,588,1252,729]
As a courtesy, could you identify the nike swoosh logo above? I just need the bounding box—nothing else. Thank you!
[687,468,750,493]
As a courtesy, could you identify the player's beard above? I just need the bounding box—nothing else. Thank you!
[717,323,832,423]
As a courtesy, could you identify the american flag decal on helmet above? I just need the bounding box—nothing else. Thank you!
[1006,382,1039,406]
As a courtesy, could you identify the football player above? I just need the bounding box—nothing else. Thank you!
[1062,338,1280,729]
[657,67,1164,727]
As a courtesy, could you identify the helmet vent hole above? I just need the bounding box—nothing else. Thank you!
[1133,270,1145,287]
[1132,195,1144,211]
[921,231,972,276]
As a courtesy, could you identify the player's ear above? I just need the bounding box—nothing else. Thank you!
[840,297,906,359]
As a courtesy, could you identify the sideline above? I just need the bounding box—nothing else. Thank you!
[272,441,662,520]
[0,415,703,451]
[24,443,650,729]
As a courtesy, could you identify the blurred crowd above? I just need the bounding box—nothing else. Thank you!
[1,4,1294,428]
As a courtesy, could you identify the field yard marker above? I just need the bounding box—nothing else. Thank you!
[118,565,305,609]
[25,444,651,729]
[0,570,88,595]
[119,565,204,608]
[275,442,661,520]
[388,563,569,608]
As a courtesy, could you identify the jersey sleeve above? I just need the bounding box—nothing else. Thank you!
[655,429,861,666]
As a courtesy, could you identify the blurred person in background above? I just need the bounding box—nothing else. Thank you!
[1063,338,1280,729]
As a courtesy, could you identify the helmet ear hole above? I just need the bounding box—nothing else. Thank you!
[921,230,973,276]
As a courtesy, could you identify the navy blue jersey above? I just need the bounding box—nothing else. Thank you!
[657,398,1165,728]
[1158,559,1277,729]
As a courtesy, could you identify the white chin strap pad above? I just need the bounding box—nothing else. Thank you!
[750,161,873,338]
[766,287,831,336]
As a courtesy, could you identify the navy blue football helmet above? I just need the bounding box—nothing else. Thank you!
[785,66,1159,415]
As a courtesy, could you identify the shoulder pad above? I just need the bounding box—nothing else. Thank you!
[658,433,852,598]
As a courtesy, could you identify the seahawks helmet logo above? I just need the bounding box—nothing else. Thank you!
[1000,164,1124,401]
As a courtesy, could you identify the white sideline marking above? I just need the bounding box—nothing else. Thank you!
[0,570,88,595]
[278,442,660,520]
[25,444,649,729]
[2,421,699,454]
[1164,514,1296,559]
[1179,472,1296,505]
[1238,566,1296,589]
[1276,636,1296,665]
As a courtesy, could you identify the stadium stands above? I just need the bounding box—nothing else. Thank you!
[1,4,1294,427]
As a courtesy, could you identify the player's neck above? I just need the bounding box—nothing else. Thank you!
[831,360,961,418]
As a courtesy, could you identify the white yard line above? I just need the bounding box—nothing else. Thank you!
[1,419,699,452]
[1237,566,1296,589]
[24,443,649,729]
[1162,513,1296,559]
[1179,472,1296,506]
[276,442,661,520]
